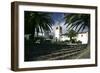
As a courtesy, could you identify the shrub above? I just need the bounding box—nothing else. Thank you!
[76,40,82,44]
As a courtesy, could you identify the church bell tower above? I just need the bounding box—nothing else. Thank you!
[55,26,62,41]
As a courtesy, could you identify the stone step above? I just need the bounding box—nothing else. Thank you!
[36,48,83,60]
[47,50,81,60]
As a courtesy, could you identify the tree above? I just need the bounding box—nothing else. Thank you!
[24,11,53,39]
[67,30,77,43]
[64,14,90,32]
[64,13,90,44]
[49,35,53,39]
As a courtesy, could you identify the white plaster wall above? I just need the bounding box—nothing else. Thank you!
[55,26,61,39]
[77,32,88,44]
[55,29,60,39]
[60,36,70,41]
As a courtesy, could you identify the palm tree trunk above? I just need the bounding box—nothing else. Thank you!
[30,28,35,43]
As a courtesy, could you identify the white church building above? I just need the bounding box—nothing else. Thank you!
[54,26,88,44]
[25,25,88,44]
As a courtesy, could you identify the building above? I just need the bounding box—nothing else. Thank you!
[55,26,62,41]
[25,25,88,44]
[54,26,88,44]
[76,32,88,44]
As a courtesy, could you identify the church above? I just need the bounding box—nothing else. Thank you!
[54,26,88,44]
[24,25,88,44]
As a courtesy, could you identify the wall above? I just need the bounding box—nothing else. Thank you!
[0,0,99,73]
[77,32,88,44]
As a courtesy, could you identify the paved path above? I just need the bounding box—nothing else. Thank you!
[76,47,90,59]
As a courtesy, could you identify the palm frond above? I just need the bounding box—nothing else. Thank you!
[64,13,90,32]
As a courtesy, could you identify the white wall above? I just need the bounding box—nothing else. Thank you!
[0,0,99,73]
[77,32,88,44]
[55,26,62,40]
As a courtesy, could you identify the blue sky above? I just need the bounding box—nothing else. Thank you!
[25,11,88,34]
[50,12,88,34]
[50,13,67,34]
[51,13,64,24]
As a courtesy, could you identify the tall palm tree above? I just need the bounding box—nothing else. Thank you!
[64,13,90,32]
[25,11,53,39]
[67,30,77,43]
[64,13,90,44]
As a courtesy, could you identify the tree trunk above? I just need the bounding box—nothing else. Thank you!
[30,28,35,43]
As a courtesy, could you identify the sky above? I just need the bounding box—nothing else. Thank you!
[50,13,68,34]
[25,11,89,35]
[50,12,88,34]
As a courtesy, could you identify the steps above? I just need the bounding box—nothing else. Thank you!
[35,45,87,60]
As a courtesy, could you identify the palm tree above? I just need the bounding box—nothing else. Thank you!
[67,30,77,43]
[25,11,53,39]
[64,13,90,44]
[64,13,90,32]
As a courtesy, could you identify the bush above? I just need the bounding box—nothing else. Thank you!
[76,40,82,44]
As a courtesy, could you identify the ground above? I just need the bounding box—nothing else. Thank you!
[25,43,90,61]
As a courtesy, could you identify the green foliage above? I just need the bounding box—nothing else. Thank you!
[24,11,53,37]
[34,36,45,43]
[76,40,82,44]
[64,13,90,32]
[49,35,53,39]
[68,30,77,39]
[67,30,77,43]
[71,39,77,43]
